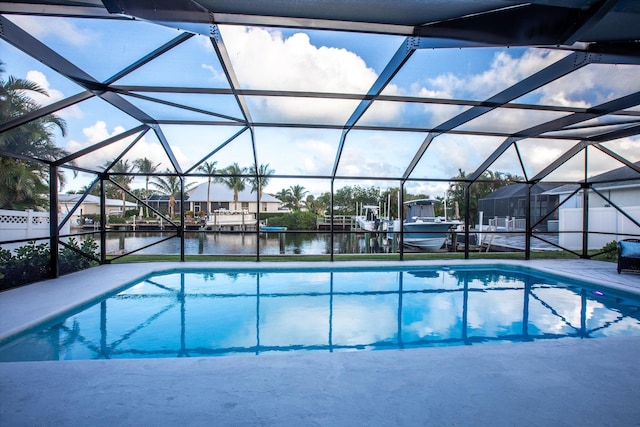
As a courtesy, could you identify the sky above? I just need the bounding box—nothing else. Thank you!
[2,13,640,198]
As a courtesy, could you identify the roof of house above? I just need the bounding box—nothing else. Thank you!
[148,195,187,202]
[187,182,281,203]
[479,183,560,201]
[544,161,640,195]
[58,194,137,207]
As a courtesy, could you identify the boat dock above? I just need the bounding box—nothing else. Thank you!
[316,215,357,231]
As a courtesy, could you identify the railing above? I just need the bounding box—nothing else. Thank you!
[317,215,355,229]
[488,216,526,231]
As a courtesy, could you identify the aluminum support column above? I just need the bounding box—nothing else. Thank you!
[330,180,335,262]
[49,164,59,278]
[180,177,185,262]
[100,175,107,264]
[582,183,589,259]
[525,184,531,260]
[399,182,405,261]
[464,184,470,260]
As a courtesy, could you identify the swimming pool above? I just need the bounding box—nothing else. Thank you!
[1,264,639,361]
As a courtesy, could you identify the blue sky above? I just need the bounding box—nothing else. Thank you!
[2,14,639,197]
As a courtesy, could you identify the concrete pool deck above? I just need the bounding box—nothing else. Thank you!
[1,259,639,426]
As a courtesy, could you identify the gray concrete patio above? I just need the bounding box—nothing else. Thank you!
[1,259,639,426]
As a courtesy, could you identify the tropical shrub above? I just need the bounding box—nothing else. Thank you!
[267,211,318,230]
[59,237,99,275]
[0,241,49,288]
[0,237,99,290]
[593,240,618,262]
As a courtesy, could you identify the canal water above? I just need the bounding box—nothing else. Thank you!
[99,231,393,256]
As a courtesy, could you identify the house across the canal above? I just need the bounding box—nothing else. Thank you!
[147,182,283,215]
[59,194,138,223]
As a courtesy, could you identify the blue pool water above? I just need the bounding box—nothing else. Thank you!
[1,265,640,361]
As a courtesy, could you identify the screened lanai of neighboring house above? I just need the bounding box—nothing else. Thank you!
[1,0,640,281]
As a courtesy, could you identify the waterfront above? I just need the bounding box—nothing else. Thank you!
[2,229,559,258]
[98,231,393,257]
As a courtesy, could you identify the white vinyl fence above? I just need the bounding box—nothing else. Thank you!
[0,209,70,243]
[559,206,640,250]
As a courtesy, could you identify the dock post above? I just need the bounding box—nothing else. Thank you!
[198,231,205,254]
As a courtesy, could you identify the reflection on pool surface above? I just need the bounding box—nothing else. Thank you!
[2,265,640,361]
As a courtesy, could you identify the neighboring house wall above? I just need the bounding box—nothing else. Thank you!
[555,186,640,249]
[557,191,580,209]
[559,206,640,250]
[59,201,100,217]
[587,186,639,208]
[59,195,137,222]
[189,200,281,214]
[547,161,640,248]
[196,201,281,213]
[558,186,639,209]
[186,183,282,214]
[147,198,184,216]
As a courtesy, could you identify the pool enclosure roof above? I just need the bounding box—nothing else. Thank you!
[1,0,640,194]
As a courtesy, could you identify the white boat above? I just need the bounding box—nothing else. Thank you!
[205,210,257,230]
[390,199,461,251]
[356,205,388,232]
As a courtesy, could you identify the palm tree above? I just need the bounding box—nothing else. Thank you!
[1,61,69,209]
[303,194,326,216]
[275,187,294,210]
[0,159,49,210]
[249,163,275,200]
[196,160,218,214]
[218,163,247,211]
[105,159,135,218]
[134,157,161,217]
[151,170,195,218]
[289,185,308,211]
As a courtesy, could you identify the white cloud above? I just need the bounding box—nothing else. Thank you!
[602,135,640,163]
[540,64,640,107]
[392,49,569,131]
[201,63,226,83]
[24,70,83,119]
[332,301,397,345]
[24,70,63,103]
[297,139,335,175]
[404,293,461,337]
[65,121,190,182]
[8,15,96,47]
[411,49,567,102]
[217,26,402,124]
[221,27,372,92]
